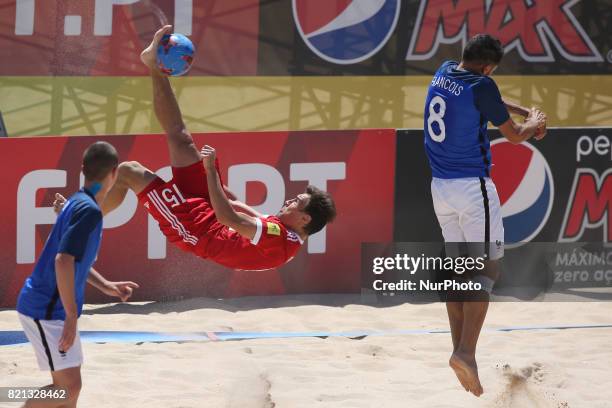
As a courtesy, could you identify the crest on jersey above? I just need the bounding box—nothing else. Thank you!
[267,222,282,236]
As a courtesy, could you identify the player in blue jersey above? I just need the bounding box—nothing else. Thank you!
[16,141,139,408]
[424,34,547,397]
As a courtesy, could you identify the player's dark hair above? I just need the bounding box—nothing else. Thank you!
[462,34,504,66]
[82,141,119,182]
[303,185,336,235]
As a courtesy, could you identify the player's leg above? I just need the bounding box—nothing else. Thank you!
[457,177,504,338]
[431,179,472,391]
[431,179,466,351]
[140,25,201,168]
[453,259,500,358]
[448,295,487,396]
[449,260,500,397]
[151,69,201,167]
[102,161,158,215]
[450,177,504,397]
[22,367,81,408]
[446,302,463,353]
[19,385,55,408]
[50,367,81,408]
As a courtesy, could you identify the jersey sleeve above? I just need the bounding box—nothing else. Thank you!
[473,78,510,126]
[250,217,292,250]
[58,203,102,261]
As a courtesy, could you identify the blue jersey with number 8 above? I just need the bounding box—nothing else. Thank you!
[424,60,509,179]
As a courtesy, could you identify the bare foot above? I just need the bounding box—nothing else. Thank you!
[449,353,471,392]
[140,25,173,70]
[450,352,483,397]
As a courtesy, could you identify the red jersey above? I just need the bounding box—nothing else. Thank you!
[137,161,303,271]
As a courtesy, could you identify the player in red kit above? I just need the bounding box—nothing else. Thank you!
[134,141,317,270]
[130,143,314,270]
[55,25,336,271]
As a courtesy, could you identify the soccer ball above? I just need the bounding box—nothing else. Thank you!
[156,33,195,76]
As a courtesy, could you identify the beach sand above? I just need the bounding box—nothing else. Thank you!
[1,296,610,408]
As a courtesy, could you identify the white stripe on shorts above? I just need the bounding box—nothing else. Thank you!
[148,190,198,245]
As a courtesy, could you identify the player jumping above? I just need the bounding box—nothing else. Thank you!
[423,34,547,396]
[57,25,336,271]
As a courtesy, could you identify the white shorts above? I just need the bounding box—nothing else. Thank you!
[431,177,504,260]
[18,313,83,372]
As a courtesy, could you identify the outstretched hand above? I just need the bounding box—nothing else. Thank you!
[140,25,173,70]
[201,145,217,171]
[100,281,140,302]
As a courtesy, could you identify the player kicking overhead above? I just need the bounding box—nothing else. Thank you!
[423,34,547,397]
[56,25,336,271]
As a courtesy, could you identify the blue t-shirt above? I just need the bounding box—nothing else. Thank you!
[424,60,510,179]
[17,189,103,320]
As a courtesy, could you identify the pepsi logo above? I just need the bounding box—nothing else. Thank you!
[491,140,554,246]
[292,0,401,64]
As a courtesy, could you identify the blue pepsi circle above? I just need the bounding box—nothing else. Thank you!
[156,33,195,76]
[490,140,554,247]
[293,0,401,65]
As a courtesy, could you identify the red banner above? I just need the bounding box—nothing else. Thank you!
[0,129,396,306]
[0,0,259,75]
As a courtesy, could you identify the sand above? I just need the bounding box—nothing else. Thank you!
[1,296,611,408]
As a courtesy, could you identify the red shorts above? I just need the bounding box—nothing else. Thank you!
[137,160,223,253]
